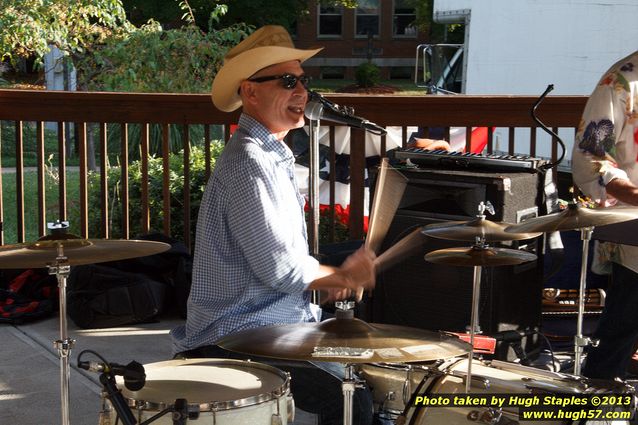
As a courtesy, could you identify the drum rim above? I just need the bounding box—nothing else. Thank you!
[124,358,291,412]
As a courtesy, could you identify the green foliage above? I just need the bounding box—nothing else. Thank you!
[123,0,357,34]
[315,211,351,244]
[355,62,381,88]
[0,121,79,167]
[0,0,134,68]
[74,23,250,93]
[73,142,224,241]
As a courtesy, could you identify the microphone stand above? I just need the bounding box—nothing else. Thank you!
[100,372,137,425]
[308,117,321,304]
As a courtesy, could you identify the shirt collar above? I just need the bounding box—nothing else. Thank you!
[238,113,295,164]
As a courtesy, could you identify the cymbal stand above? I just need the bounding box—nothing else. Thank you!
[574,226,598,375]
[465,202,493,393]
[342,364,365,425]
[49,243,74,425]
[465,239,486,393]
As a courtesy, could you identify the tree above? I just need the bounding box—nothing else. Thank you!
[409,0,464,43]
[0,0,134,68]
[123,0,359,34]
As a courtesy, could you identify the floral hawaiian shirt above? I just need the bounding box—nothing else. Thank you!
[572,50,638,274]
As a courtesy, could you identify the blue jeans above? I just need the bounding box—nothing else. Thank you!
[175,344,374,425]
[583,262,638,380]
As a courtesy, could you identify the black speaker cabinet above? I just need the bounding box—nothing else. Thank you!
[366,167,546,358]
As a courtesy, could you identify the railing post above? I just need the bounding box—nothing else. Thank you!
[349,128,366,241]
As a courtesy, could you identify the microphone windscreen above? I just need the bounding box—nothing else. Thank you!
[123,361,146,391]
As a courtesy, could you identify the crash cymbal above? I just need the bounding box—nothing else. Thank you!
[422,217,541,242]
[218,312,470,364]
[424,246,538,267]
[505,203,638,233]
[0,234,171,268]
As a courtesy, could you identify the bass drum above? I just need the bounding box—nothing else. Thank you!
[101,358,293,425]
[399,358,634,425]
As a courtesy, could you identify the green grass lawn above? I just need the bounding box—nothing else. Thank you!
[1,170,80,244]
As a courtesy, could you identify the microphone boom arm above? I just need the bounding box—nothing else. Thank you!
[531,84,566,171]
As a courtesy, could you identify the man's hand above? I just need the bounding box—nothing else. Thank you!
[606,178,638,205]
[321,286,366,304]
[309,247,376,303]
[410,138,451,151]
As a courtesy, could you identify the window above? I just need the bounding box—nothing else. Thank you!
[320,66,346,79]
[393,0,416,37]
[390,66,412,79]
[356,0,380,37]
[318,5,343,37]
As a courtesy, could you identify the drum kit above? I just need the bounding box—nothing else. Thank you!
[3,196,638,425]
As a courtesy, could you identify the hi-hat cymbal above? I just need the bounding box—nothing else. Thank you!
[0,234,171,268]
[505,203,638,233]
[425,246,538,267]
[422,217,541,242]
[218,313,470,364]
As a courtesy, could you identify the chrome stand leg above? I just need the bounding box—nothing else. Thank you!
[466,264,482,393]
[574,227,595,376]
[342,364,363,425]
[50,249,74,425]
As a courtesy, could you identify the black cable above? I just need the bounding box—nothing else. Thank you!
[538,331,558,372]
[531,84,566,171]
[77,348,110,366]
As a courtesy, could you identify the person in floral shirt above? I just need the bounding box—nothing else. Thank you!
[572,50,638,379]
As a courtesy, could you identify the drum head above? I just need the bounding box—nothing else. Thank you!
[120,358,289,411]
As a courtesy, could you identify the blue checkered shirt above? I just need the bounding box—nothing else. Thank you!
[171,114,321,353]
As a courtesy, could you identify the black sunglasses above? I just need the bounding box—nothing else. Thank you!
[247,73,310,89]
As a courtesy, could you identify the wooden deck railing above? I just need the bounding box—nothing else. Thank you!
[0,89,588,248]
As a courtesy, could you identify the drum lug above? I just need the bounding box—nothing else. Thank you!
[271,414,283,425]
[402,378,411,406]
[286,393,295,423]
[450,370,491,389]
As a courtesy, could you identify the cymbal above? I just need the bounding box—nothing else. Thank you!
[218,314,470,364]
[424,246,538,267]
[422,217,541,242]
[0,234,171,268]
[505,203,638,233]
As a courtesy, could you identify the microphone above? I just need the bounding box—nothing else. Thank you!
[79,360,146,391]
[491,329,537,343]
[305,91,387,135]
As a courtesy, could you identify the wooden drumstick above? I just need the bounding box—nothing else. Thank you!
[365,158,408,254]
[373,227,428,274]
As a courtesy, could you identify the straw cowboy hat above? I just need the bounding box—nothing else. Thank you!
[211,25,323,112]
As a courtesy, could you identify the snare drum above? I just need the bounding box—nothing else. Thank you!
[401,358,634,425]
[101,358,293,425]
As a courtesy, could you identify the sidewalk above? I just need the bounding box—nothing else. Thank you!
[0,314,182,424]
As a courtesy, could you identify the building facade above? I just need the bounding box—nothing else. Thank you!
[293,0,430,80]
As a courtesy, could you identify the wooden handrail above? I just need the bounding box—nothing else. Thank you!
[0,89,589,246]
[0,89,586,127]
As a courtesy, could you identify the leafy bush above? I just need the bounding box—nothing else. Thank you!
[355,62,381,88]
[74,22,249,94]
[70,141,224,243]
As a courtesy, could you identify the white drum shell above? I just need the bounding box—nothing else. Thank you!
[104,358,293,425]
